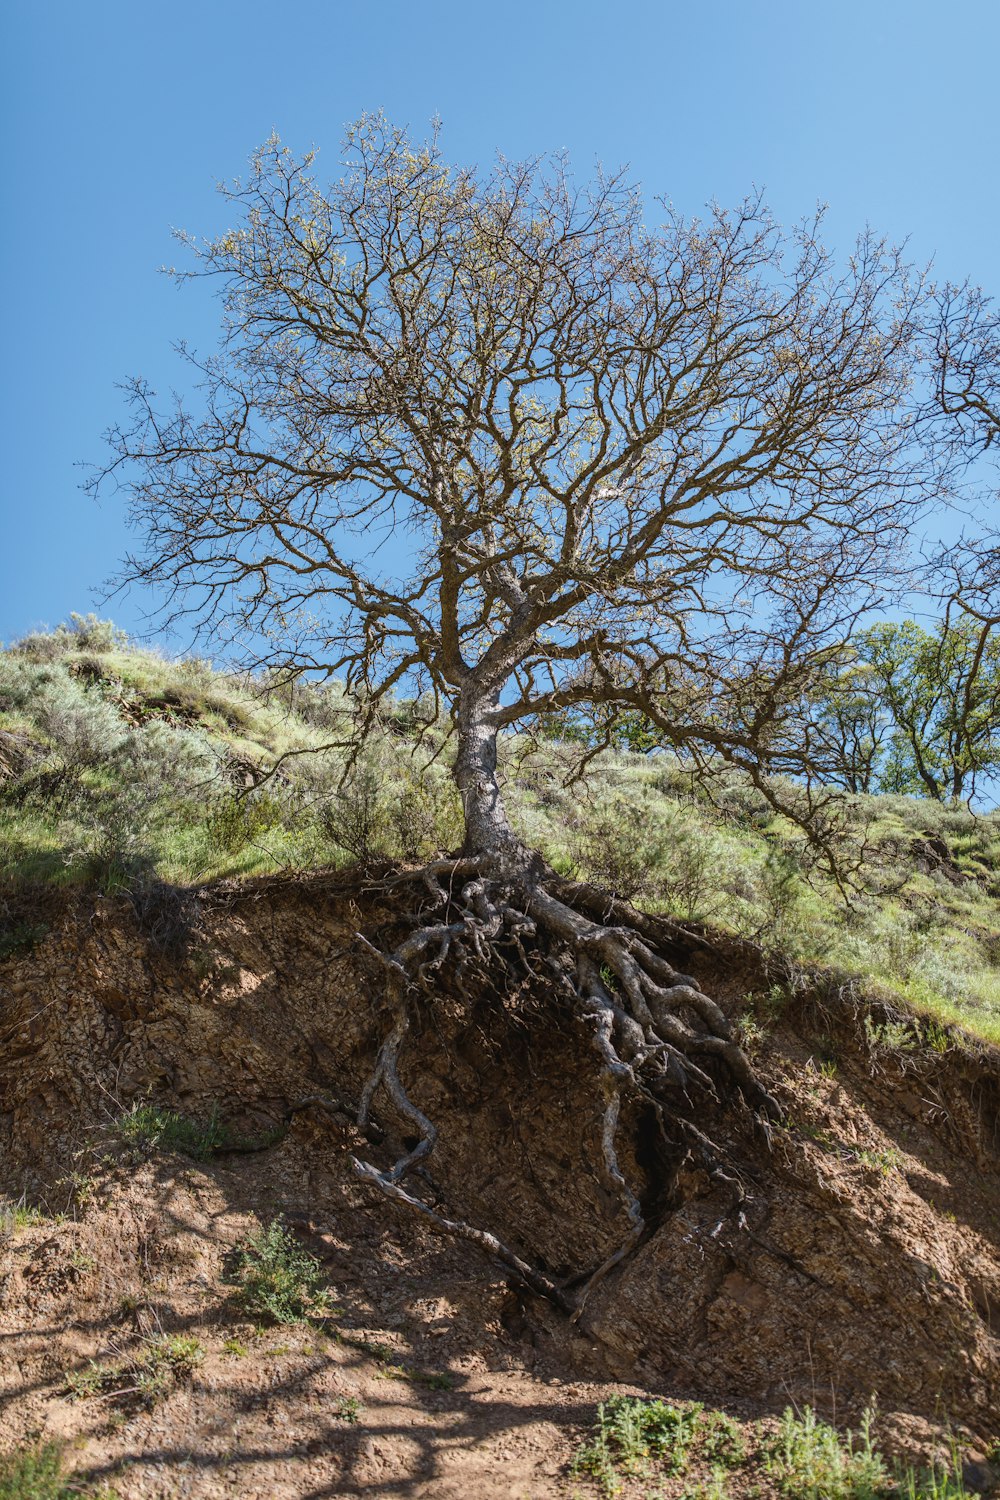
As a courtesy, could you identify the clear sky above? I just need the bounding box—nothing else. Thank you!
[2,0,998,649]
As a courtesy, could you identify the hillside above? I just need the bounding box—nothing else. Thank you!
[2,621,1000,1498]
[3,618,1000,1046]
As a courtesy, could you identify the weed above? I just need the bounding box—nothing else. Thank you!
[820,1058,839,1079]
[923,1020,952,1054]
[65,1334,203,1407]
[895,1459,979,1498]
[116,1101,275,1161]
[333,1396,362,1424]
[680,1471,731,1500]
[699,1411,746,1469]
[735,1013,768,1055]
[0,1198,47,1234]
[0,920,47,961]
[765,1405,889,1498]
[227,1218,332,1325]
[571,1396,703,1495]
[854,1145,904,1176]
[222,1338,248,1358]
[0,1439,117,1500]
[864,1014,917,1056]
[68,1173,97,1211]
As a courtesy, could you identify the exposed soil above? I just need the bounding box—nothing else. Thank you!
[1,873,999,1497]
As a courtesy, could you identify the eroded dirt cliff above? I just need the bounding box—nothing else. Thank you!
[1,875,998,1496]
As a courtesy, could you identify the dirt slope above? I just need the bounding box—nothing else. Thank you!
[1,875,999,1496]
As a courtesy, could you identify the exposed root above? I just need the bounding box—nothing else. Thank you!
[346,852,782,1316]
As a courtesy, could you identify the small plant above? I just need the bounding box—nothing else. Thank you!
[895,1461,979,1499]
[0,920,48,961]
[765,1405,889,1499]
[222,1337,248,1358]
[0,1198,47,1234]
[735,1012,768,1056]
[923,1020,952,1054]
[680,1471,731,1500]
[699,1411,747,1469]
[571,1396,703,1495]
[65,1333,203,1407]
[333,1396,362,1424]
[854,1145,904,1176]
[116,1101,268,1161]
[864,1013,917,1056]
[0,1439,116,1500]
[228,1218,332,1325]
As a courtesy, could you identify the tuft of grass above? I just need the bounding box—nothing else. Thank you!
[0,1199,49,1235]
[65,1333,203,1407]
[116,1101,280,1161]
[227,1219,332,1325]
[0,1443,73,1500]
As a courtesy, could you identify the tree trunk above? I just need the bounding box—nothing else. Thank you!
[454,689,521,861]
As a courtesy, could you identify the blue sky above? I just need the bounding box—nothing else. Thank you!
[2,0,998,649]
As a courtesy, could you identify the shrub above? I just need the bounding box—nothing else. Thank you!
[764,1406,889,1499]
[319,761,394,863]
[568,793,673,903]
[228,1218,332,1324]
[388,764,463,860]
[7,612,126,663]
[571,1396,703,1495]
[205,788,284,854]
[0,1442,77,1500]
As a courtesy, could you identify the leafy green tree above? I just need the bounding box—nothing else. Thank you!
[857,615,1000,804]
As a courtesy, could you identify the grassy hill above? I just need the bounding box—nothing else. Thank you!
[3,615,1000,1046]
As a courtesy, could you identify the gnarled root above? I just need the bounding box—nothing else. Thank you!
[346,852,781,1316]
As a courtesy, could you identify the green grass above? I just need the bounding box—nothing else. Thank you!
[569,1402,981,1499]
[0,1198,52,1234]
[6,625,1000,1047]
[115,1102,283,1161]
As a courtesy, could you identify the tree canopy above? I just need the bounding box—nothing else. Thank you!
[103,116,940,848]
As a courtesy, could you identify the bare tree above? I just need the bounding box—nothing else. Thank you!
[97,116,939,1304]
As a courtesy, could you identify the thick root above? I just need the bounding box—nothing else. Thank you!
[346,854,781,1313]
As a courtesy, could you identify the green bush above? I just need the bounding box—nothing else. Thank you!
[205,789,284,854]
[228,1218,332,1324]
[571,1396,703,1495]
[0,1442,76,1500]
[765,1406,889,1499]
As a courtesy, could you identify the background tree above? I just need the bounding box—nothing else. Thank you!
[858,615,1000,804]
[98,116,940,1301]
